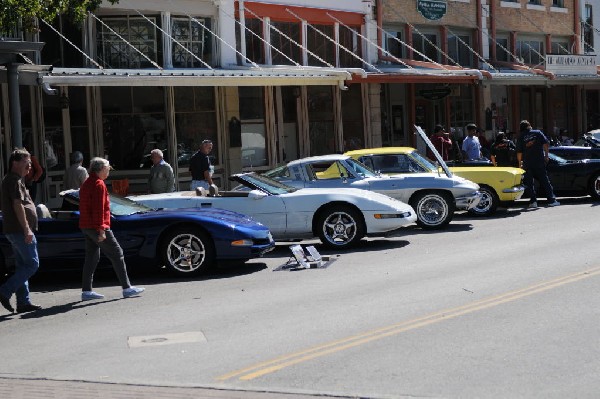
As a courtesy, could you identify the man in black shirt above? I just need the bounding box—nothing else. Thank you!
[189,139,214,190]
[516,120,559,208]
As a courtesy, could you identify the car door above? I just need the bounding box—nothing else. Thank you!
[35,212,86,261]
[189,195,288,236]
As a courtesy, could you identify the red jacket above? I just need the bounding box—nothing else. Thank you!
[79,172,111,231]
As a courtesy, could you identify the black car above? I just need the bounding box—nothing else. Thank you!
[538,153,600,200]
[549,135,600,161]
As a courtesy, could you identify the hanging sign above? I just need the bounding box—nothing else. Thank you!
[545,54,597,75]
[418,87,452,100]
[417,0,447,21]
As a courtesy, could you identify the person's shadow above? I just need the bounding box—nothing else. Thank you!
[0,298,124,321]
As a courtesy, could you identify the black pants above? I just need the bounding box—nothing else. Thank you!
[523,164,556,203]
[81,229,131,292]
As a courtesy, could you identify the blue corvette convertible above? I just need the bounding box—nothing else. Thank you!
[0,190,275,276]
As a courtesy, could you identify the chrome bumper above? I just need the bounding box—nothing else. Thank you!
[502,185,525,200]
[455,191,482,210]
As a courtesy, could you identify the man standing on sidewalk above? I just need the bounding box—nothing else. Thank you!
[516,120,560,208]
[0,148,42,314]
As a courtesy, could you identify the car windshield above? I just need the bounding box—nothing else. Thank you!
[62,190,155,216]
[344,158,378,177]
[549,153,568,164]
[409,151,437,171]
[240,173,297,195]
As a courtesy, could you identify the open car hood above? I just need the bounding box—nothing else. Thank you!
[414,125,453,178]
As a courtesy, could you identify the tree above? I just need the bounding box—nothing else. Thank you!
[0,0,118,36]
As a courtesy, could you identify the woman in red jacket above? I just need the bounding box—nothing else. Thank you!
[78,157,145,301]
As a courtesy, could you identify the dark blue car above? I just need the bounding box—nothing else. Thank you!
[0,190,275,277]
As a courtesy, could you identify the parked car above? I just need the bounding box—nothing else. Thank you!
[535,153,600,200]
[263,153,481,229]
[550,146,600,161]
[0,190,275,277]
[345,147,525,216]
[130,172,417,249]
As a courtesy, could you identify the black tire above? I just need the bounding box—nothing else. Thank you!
[316,205,365,249]
[410,191,454,229]
[588,173,600,200]
[160,227,216,276]
[468,185,499,216]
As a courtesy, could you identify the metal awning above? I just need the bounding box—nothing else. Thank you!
[42,66,353,88]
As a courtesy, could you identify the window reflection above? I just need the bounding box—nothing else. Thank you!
[101,87,166,169]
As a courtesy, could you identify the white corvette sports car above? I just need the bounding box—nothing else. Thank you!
[129,173,416,249]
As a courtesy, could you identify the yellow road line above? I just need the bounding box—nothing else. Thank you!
[217,267,600,381]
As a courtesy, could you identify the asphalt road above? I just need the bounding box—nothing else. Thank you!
[1,198,599,398]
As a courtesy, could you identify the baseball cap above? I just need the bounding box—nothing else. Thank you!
[466,123,477,130]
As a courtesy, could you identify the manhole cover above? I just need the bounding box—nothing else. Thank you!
[128,331,207,348]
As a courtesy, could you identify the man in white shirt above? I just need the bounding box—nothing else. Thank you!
[461,123,482,160]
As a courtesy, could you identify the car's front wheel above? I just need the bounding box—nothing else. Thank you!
[468,185,499,216]
[410,191,454,229]
[316,205,365,249]
[588,173,600,200]
[160,227,215,276]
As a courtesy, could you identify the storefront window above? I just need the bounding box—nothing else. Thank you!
[101,86,166,169]
[243,18,265,64]
[516,39,543,65]
[97,16,160,68]
[448,33,472,68]
[174,87,218,167]
[339,25,362,68]
[384,30,404,60]
[449,85,474,138]
[68,87,91,164]
[307,86,335,155]
[239,87,267,168]
[271,21,302,65]
[42,92,65,172]
[172,17,213,68]
[307,24,335,67]
[412,32,438,63]
[342,85,364,151]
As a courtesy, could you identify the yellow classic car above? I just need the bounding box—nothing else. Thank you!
[345,147,525,216]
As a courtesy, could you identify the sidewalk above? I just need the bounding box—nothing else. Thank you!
[0,378,343,399]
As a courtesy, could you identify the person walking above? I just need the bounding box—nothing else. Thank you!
[148,149,175,194]
[189,139,214,190]
[79,157,145,301]
[63,151,89,190]
[490,132,517,167]
[0,148,42,314]
[516,120,560,208]
[461,123,482,160]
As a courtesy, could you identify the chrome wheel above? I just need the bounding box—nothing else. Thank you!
[317,206,365,249]
[162,228,215,275]
[590,174,600,200]
[411,192,454,229]
[469,186,498,216]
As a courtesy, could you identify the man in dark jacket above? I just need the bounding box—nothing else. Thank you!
[516,120,560,208]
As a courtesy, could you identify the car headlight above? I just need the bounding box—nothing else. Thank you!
[374,212,412,219]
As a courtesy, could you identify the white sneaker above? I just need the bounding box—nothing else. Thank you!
[547,200,560,207]
[82,291,104,301]
[528,201,538,209]
[123,286,145,298]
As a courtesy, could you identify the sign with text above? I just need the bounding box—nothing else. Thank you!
[417,0,447,21]
[545,54,597,75]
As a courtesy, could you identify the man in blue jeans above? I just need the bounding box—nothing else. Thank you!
[0,148,42,314]
[516,120,560,208]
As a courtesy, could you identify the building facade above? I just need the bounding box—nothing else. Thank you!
[1,0,599,207]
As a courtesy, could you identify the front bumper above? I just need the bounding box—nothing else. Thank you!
[455,191,483,210]
[501,185,525,201]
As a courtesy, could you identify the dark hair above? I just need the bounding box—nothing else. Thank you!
[495,132,506,143]
[520,120,531,131]
[9,148,30,167]
[70,151,84,164]
[466,123,477,131]
[433,125,445,133]
[202,139,213,145]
